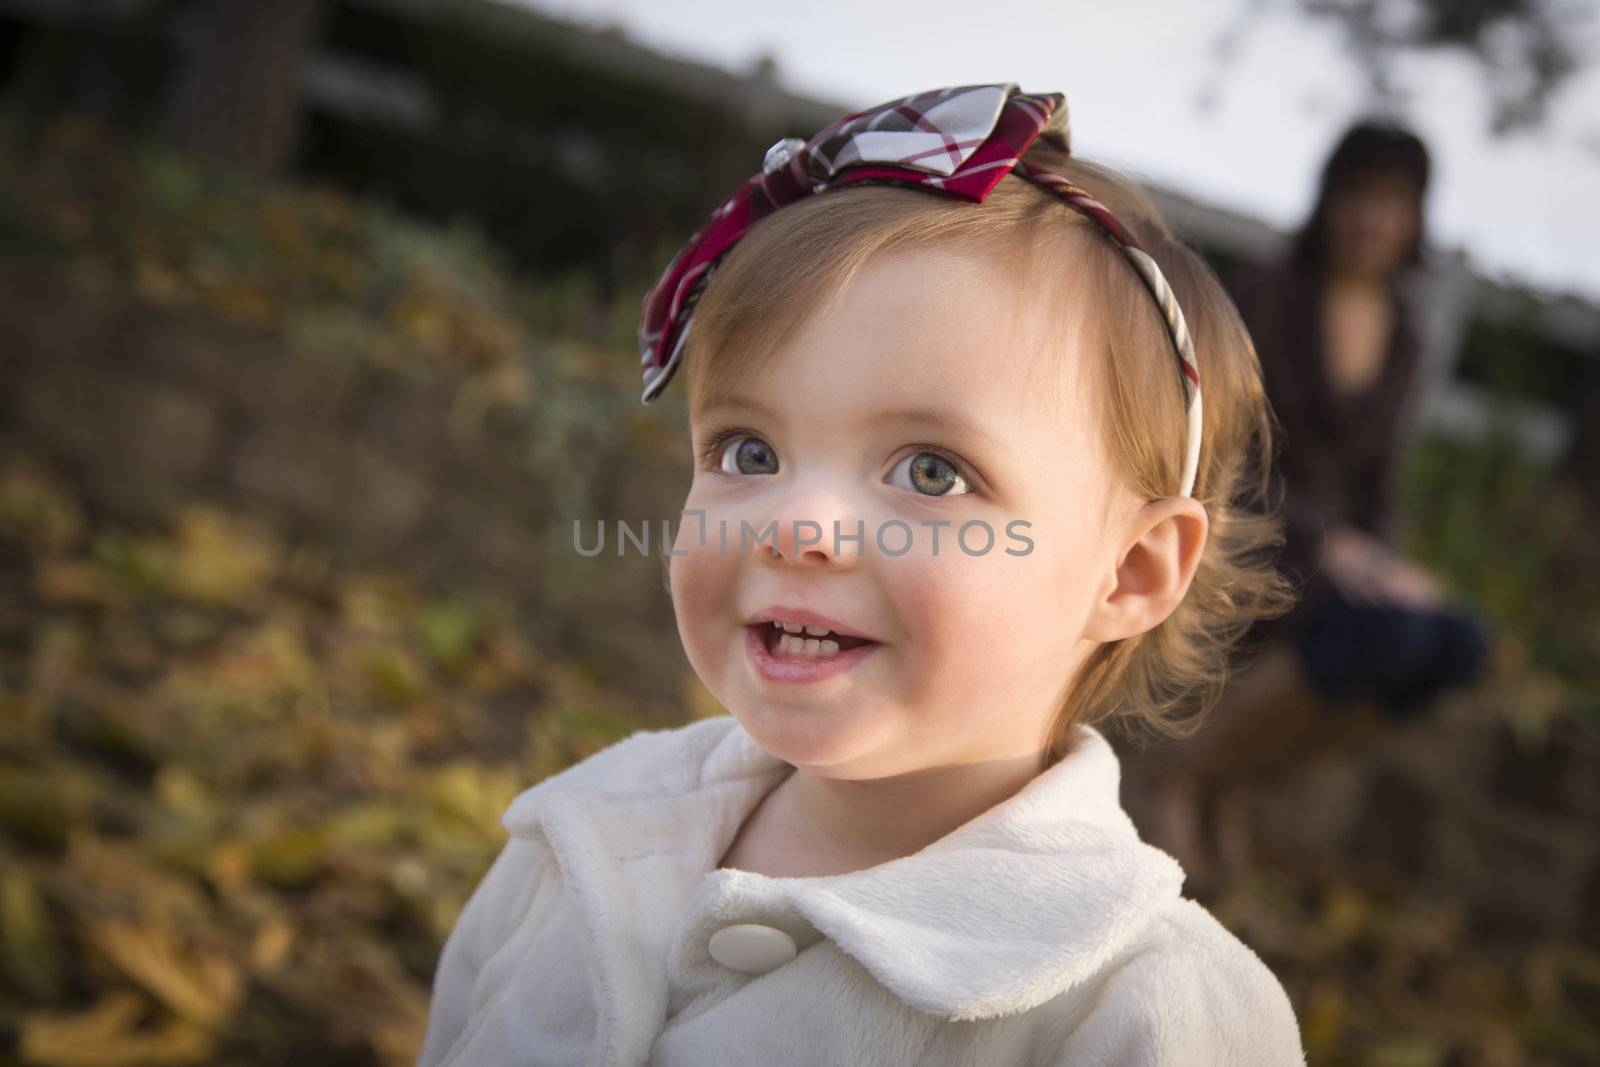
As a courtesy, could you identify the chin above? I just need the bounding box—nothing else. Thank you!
[731,698,902,777]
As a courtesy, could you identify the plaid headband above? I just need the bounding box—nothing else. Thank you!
[637,82,1204,498]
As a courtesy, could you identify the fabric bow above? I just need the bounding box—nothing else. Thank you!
[637,83,1068,402]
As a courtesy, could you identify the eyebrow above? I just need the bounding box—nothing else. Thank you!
[695,395,1006,451]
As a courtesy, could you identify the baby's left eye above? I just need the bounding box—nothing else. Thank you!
[887,451,973,497]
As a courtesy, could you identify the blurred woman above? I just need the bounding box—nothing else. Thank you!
[1122,121,1492,893]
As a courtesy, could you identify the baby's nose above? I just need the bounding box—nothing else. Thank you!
[762,488,866,565]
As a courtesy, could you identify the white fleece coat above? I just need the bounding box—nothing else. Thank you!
[416,715,1307,1066]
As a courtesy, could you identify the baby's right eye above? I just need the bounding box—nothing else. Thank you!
[716,435,780,476]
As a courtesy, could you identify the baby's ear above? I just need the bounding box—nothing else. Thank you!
[1082,497,1208,643]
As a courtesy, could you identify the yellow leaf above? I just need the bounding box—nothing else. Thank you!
[166,506,278,605]
[82,917,243,1030]
[20,990,215,1067]
[202,840,252,896]
[417,763,520,848]
[152,766,209,820]
[61,835,209,926]
[248,917,295,975]
[339,574,418,637]
[248,825,330,889]
[327,801,407,850]
[0,867,64,999]
[363,644,427,708]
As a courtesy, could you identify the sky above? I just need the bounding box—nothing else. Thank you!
[524,0,1600,305]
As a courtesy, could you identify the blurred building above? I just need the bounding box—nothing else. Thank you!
[2,0,1596,486]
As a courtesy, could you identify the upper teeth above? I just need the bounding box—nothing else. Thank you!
[768,621,842,657]
[774,621,833,637]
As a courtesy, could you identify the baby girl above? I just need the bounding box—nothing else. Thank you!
[418,83,1306,1065]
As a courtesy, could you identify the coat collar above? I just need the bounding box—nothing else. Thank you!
[502,715,1185,1024]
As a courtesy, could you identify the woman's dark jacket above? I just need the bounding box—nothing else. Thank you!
[1224,260,1425,639]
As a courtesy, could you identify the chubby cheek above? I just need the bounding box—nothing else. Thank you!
[887,537,1088,726]
[668,525,737,691]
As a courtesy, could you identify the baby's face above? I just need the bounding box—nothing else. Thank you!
[670,245,1137,780]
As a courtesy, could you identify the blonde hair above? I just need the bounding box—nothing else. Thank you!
[682,144,1296,764]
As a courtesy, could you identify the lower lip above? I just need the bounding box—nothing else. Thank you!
[745,625,881,684]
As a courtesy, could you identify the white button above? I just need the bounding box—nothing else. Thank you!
[708,923,797,974]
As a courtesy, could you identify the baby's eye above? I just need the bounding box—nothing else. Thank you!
[888,451,973,497]
[717,435,779,476]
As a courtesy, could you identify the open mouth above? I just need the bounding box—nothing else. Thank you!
[752,621,878,658]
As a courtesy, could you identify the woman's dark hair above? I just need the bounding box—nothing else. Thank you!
[1289,120,1431,270]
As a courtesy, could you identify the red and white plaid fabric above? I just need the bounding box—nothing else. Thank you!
[638,84,1063,401]
[637,82,1205,497]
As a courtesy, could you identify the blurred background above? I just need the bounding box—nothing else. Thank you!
[0,0,1595,1064]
